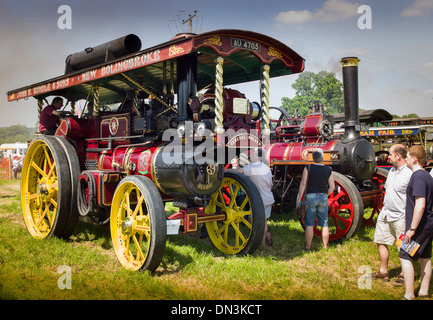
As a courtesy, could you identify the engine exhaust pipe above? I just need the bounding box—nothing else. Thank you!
[340,57,361,143]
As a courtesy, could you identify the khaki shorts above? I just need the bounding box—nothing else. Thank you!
[373,215,405,246]
[264,205,272,220]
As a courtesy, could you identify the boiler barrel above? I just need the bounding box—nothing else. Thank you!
[152,143,224,199]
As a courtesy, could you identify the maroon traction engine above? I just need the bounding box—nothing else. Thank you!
[7,30,384,272]
[8,30,308,272]
[266,57,386,241]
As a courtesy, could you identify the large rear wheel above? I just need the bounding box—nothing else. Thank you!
[20,135,75,239]
[300,172,363,242]
[363,167,388,227]
[205,172,265,255]
[53,136,80,238]
[110,176,166,272]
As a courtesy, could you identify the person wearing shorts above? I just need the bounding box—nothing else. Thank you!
[297,149,334,250]
[229,148,275,246]
[372,144,412,282]
[399,145,433,300]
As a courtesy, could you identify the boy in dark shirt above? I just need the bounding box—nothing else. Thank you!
[399,145,433,300]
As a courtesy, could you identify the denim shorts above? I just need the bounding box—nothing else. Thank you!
[304,193,329,227]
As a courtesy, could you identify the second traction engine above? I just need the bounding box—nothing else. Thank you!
[267,57,380,241]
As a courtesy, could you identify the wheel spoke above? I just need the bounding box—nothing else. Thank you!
[239,197,249,211]
[42,145,53,168]
[50,197,57,208]
[26,192,40,201]
[132,234,145,262]
[206,174,262,255]
[124,233,131,250]
[31,161,45,177]
[330,191,344,203]
[231,221,247,245]
[229,185,240,209]
[35,205,49,228]
[132,194,144,218]
[240,216,252,229]
[125,190,131,217]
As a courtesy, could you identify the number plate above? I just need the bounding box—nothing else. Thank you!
[231,38,261,52]
[166,219,181,235]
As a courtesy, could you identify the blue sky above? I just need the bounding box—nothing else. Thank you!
[1,0,432,127]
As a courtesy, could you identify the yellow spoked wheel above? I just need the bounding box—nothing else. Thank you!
[205,172,265,255]
[21,136,74,239]
[110,176,166,272]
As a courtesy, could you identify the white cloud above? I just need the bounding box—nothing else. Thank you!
[275,10,314,24]
[401,0,433,17]
[316,0,360,22]
[333,47,369,57]
[275,0,359,25]
[423,62,433,68]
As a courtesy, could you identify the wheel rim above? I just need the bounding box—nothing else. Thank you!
[21,140,59,239]
[363,170,387,227]
[111,181,152,271]
[326,180,355,241]
[206,176,255,254]
[301,173,362,242]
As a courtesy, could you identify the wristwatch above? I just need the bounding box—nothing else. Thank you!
[409,228,416,232]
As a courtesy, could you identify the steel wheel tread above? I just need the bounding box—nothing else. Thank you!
[53,136,80,238]
[205,172,265,255]
[20,135,73,239]
[110,175,166,272]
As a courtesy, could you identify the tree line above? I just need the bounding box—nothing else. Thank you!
[0,124,35,144]
[279,70,417,119]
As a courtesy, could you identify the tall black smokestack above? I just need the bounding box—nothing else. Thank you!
[340,57,361,143]
[177,53,198,123]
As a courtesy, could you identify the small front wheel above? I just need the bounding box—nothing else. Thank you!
[205,172,265,255]
[110,176,166,272]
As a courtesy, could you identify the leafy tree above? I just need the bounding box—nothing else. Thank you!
[280,71,344,116]
[0,125,34,144]
[401,113,419,118]
[392,113,419,119]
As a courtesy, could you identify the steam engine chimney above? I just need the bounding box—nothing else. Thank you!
[340,57,361,143]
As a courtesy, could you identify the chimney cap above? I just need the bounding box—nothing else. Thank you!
[340,57,360,67]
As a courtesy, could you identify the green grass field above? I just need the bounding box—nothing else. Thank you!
[0,179,423,300]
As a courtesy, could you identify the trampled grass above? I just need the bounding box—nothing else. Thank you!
[0,179,424,300]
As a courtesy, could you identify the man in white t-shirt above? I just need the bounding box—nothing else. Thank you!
[372,144,412,283]
[228,148,275,246]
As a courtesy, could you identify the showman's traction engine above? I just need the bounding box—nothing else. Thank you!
[7,30,385,271]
